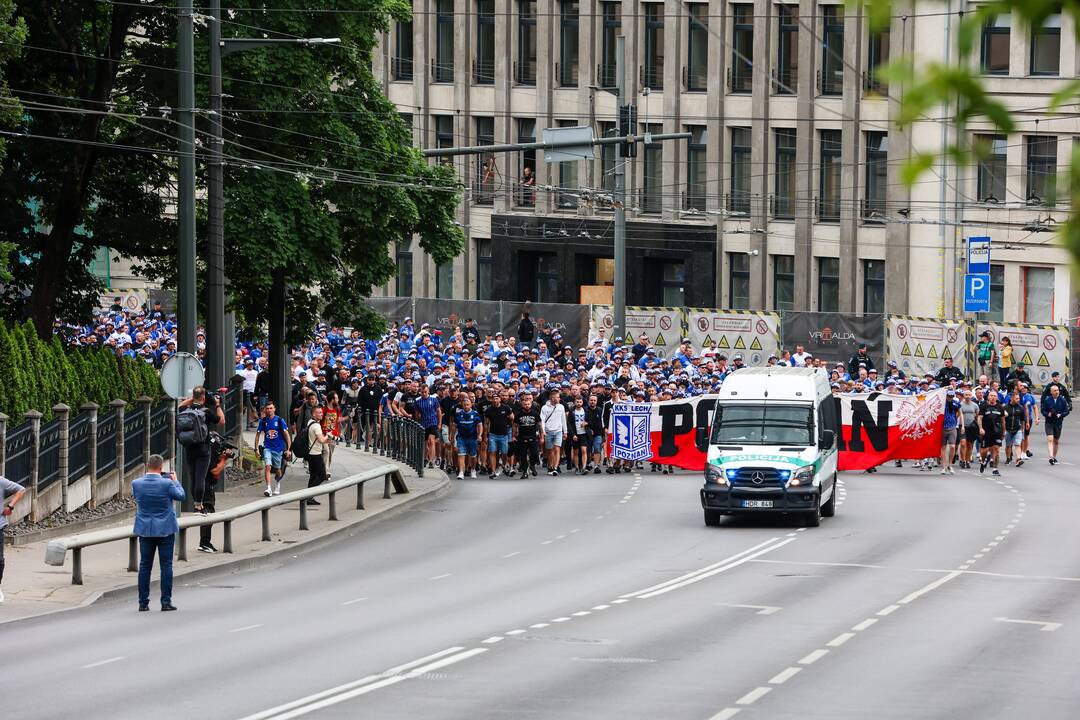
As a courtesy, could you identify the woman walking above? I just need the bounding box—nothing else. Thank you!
[1041,385,1070,465]
[998,337,1014,387]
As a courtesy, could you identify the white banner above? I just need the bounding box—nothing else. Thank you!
[887,316,969,379]
[686,309,781,365]
[983,323,1071,388]
[590,305,684,358]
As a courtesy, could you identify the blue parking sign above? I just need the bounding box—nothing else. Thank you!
[963,273,991,313]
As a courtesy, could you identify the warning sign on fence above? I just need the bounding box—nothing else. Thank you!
[686,309,781,366]
[887,316,970,379]
[590,306,685,358]
[982,323,1072,388]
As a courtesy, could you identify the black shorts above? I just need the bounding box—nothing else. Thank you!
[964,423,980,443]
[1045,418,1063,439]
[424,425,439,437]
[571,435,589,449]
[982,429,1001,447]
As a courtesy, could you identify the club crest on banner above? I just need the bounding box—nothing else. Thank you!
[611,402,653,461]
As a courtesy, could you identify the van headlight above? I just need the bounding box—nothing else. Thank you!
[787,466,816,488]
[705,465,727,486]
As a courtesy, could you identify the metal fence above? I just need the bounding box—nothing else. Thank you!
[349,415,425,478]
[123,409,145,474]
[68,412,92,483]
[95,410,118,481]
[4,424,33,489]
[37,418,62,492]
[149,402,171,457]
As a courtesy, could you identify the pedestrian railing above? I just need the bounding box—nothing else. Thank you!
[351,415,426,478]
[44,463,410,585]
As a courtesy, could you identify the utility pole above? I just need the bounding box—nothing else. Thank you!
[206,0,226,390]
[177,0,196,356]
[613,34,627,346]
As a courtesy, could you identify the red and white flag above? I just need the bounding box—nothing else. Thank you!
[836,389,946,470]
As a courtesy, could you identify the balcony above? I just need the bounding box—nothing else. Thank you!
[597,62,617,89]
[772,67,796,94]
[514,59,536,86]
[432,57,453,83]
[391,57,413,82]
[473,59,495,85]
[816,195,841,222]
[641,63,663,91]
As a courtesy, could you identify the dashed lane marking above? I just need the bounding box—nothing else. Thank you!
[81,656,125,669]
[230,624,264,633]
[798,649,828,665]
[735,687,772,705]
[768,667,802,685]
[826,632,855,648]
[852,618,878,631]
[877,605,900,616]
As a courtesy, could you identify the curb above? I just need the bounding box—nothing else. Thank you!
[0,469,452,627]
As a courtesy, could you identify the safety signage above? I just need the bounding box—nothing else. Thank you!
[887,316,970,379]
[981,323,1072,388]
[967,236,991,275]
[686,309,781,365]
[589,306,685,358]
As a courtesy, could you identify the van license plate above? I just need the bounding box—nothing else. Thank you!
[742,500,773,508]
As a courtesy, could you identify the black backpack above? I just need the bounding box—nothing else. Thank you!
[176,406,209,446]
[292,420,317,457]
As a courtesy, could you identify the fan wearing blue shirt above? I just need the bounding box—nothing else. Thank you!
[452,396,483,479]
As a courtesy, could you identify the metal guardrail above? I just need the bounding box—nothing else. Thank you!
[37,418,62,491]
[44,463,410,585]
[351,415,426,478]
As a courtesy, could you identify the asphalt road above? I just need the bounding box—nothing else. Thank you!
[7,428,1080,720]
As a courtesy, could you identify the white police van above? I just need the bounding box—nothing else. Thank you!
[700,367,839,527]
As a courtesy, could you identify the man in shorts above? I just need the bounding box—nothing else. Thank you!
[540,390,568,476]
[1002,391,1026,467]
[453,395,483,479]
[977,390,1005,476]
[939,389,961,475]
[483,391,514,479]
[253,402,291,496]
[585,393,606,475]
[415,383,443,469]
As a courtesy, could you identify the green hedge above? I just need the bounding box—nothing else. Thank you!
[0,321,161,423]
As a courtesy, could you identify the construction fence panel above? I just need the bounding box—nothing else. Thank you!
[982,322,1071,388]
[589,305,686,358]
[886,316,971,379]
[500,302,590,351]
[686,309,781,365]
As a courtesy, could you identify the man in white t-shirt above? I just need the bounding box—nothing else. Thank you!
[241,358,259,427]
[540,390,568,476]
[791,344,812,367]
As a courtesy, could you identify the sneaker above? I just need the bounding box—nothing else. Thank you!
[979,460,987,473]
[457,471,464,480]
[1026,450,1034,458]
[489,473,497,480]
[506,470,516,478]
[1049,458,1057,465]
[895,460,903,468]
[992,468,1001,476]
[1005,457,1012,465]
[549,470,558,476]
[273,482,281,496]
[531,468,538,477]
[606,467,615,475]
[470,470,477,478]
[941,469,948,475]
[1015,459,1024,468]
[947,466,955,474]
[494,469,502,478]
[263,488,272,497]
[305,498,321,506]
[197,544,216,553]
[594,467,601,475]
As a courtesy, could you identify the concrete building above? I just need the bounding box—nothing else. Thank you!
[374,0,1079,325]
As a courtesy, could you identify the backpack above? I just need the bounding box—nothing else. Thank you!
[292,420,318,457]
[176,406,209,446]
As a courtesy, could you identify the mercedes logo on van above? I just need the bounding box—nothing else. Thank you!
[751,471,765,485]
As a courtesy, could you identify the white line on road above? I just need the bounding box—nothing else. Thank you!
[637,539,797,599]
[768,667,802,685]
[501,552,521,559]
[717,603,783,616]
[505,629,526,635]
[81,656,125,669]
[430,573,452,581]
[529,623,550,629]
[551,617,571,623]
[556,535,567,540]
[592,604,610,611]
[542,539,554,544]
[826,632,855,648]
[735,686,772,705]
[482,636,504,644]
[897,571,962,605]
[994,617,1062,632]
[570,528,581,533]
[340,598,367,606]
[852,618,878,631]
[572,611,592,617]
[611,599,630,604]
[230,624,264,633]
[707,709,741,720]
[798,649,828,665]
[622,538,786,599]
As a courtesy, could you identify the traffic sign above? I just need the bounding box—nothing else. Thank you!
[160,352,204,398]
[963,273,991,313]
[967,236,991,275]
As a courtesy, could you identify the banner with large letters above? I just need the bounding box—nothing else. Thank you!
[609,390,945,472]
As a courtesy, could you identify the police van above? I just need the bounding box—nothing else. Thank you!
[700,367,840,527]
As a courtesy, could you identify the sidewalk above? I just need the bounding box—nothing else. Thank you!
[0,435,449,624]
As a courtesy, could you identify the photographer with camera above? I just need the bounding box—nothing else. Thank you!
[177,386,224,553]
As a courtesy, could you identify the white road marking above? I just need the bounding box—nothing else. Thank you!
[572,611,592,617]
[569,528,581,534]
[529,623,550,629]
[505,629,526,635]
[81,656,125,669]
[611,599,630,604]
[717,603,783,616]
[541,540,554,544]
[592,604,611,611]
[735,686,772,705]
[482,636,504,644]
[852,618,878,631]
[551,617,571,623]
[768,667,802,685]
[556,535,567,540]
[897,571,962,605]
[341,598,367,606]
[707,709,741,720]
[826,632,855,648]
[595,516,605,520]
[622,538,787,599]
[798,649,828,665]
[502,552,521,559]
[994,617,1062,632]
[430,573,452,581]
[637,539,797,599]
[988,541,1000,547]
[230,624,264,633]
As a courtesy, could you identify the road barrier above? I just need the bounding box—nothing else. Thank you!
[353,415,426,477]
[44,463,410,585]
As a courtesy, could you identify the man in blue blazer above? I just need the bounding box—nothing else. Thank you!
[132,454,185,611]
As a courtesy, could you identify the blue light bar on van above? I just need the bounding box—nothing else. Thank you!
[777,470,791,481]
[725,468,739,480]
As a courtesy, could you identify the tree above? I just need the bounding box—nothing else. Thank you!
[0,0,25,283]
[0,1,463,340]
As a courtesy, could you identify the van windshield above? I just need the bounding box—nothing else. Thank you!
[710,404,814,446]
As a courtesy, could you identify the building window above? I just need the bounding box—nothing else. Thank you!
[987,263,1005,321]
[980,14,1010,75]
[864,132,888,221]
[475,0,495,84]
[662,262,685,306]
[517,0,537,85]
[773,255,795,311]
[1023,266,1054,323]
[821,5,844,95]
[399,113,414,139]
[599,2,621,87]
[644,3,664,90]
[600,121,617,195]
[557,120,580,209]
[536,253,560,302]
[775,5,797,94]
[730,4,753,93]
[642,123,662,213]
[976,134,1007,203]
[729,127,751,215]
[773,128,796,219]
[435,115,455,152]
[863,259,885,313]
[729,253,750,309]
[517,118,536,206]
[1026,135,1057,205]
[818,129,842,221]
[435,0,454,82]
[818,257,839,311]
[560,1,579,86]
[396,243,413,297]
[687,4,708,91]
[686,125,708,211]
[1031,14,1061,75]
[393,14,414,81]
[476,238,494,300]
[866,27,889,94]
[436,262,454,299]
[475,117,495,205]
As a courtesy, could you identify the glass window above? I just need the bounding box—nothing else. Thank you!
[981,14,1010,75]
[475,117,495,205]
[517,0,537,85]
[642,123,663,212]
[394,14,414,81]
[687,4,708,91]
[476,238,494,300]
[435,115,455,151]
[536,253,560,302]
[729,252,750,310]
[560,1,579,86]
[774,128,797,219]
[475,0,495,84]
[517,118,536,206]
[864,132,888,221]
[776,5,797,94]
[435,0,454,82]
[662,262,685,306]
[773,255,794,311]
[599,3,621,88]
[976,134,1007,203]
[644,3,664,90]
[1032,14,1061,75]
[818,129,842,221]
[399,113,414,139]
[1026,135,1057,205]
[396,243,413,297]
[818,257,839,311]
[730,127,752,215]
[557,120,580,209]
[863,259,885,313]
[1023,266,1054,323]
[437,262,454,299]
[866,27,889,94]
[710,404,814,445]
[821,5,844,95]
[686,125,708,211]
[730,4,753,93]
[987,263,1005,321]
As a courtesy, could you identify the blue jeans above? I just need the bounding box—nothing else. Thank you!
[138,535,176,607]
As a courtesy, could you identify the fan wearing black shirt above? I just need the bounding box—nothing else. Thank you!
[977,392,1005,475]
[513,392,543,477]
[356,375,383,445]
[483,394,514,479]
[585,394,607,475]
[474,389,492,468]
